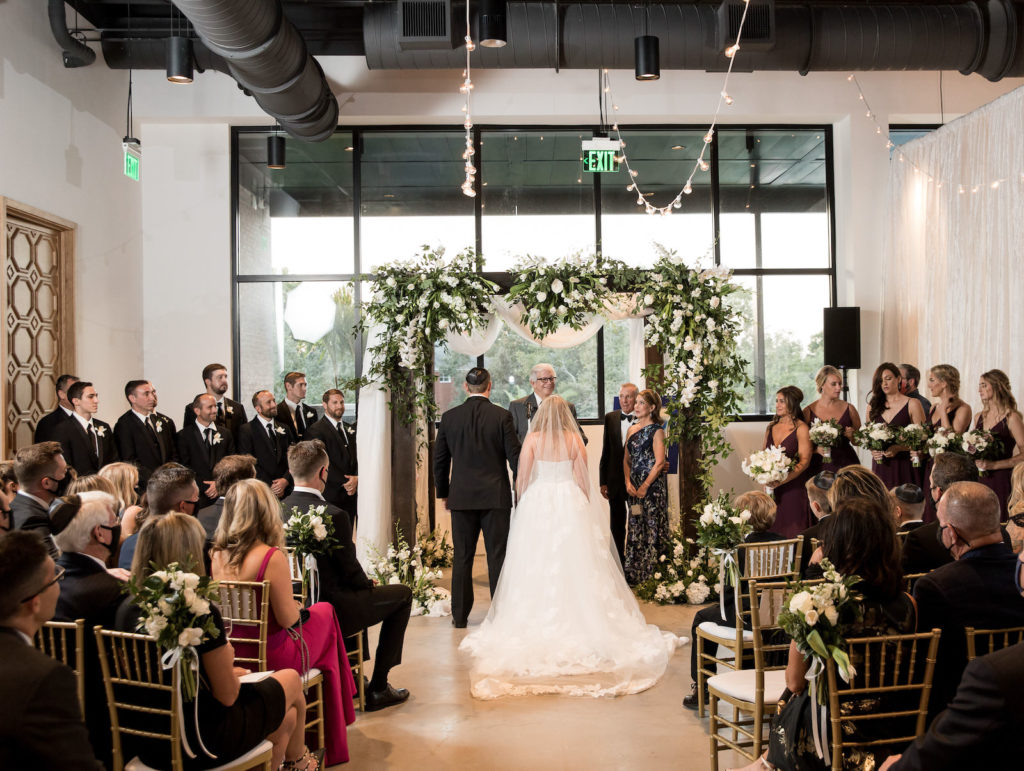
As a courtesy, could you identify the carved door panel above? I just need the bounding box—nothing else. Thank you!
[0,199,76,456]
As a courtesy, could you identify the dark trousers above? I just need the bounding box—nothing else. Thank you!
[450,507,511,624]
[349,584,412,688]
[609,494,628,564]
[690,603,737,684]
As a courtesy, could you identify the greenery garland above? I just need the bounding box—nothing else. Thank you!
[506,254,618,338]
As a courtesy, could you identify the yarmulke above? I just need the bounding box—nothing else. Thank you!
[813,471,836,491]
[466,367,490,386]
[48,495,83,535]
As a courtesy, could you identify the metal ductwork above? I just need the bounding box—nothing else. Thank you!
[172,0,338,141]
[48,0,96,68]
[364,0,1024,81]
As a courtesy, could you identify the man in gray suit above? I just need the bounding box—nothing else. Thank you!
[508,363,587,445]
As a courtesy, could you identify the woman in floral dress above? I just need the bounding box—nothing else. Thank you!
[623,389,669,585]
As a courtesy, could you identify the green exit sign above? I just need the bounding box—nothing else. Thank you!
[123,143,141,181]
[583,149,619,173]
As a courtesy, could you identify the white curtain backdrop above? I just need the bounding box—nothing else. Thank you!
[880,85,1024,412]
[355,294,650,565]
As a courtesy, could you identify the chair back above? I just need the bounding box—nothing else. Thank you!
[94,627,181,771]
[740,536,804,581]
[902,572,928,592]
[215,580,270,671]
[35,618,87,715]
[965,624,1024,660]
[826,628,941,769]
[747,580,799,673]
[285,548,308,606]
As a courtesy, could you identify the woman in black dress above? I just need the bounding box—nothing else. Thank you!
[974,369,1024,521]
[803,365,861,473]
[867,363,926,489]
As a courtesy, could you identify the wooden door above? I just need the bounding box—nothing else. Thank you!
[0,198,76,456]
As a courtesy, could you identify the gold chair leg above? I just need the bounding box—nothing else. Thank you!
[697,635,706,718]
[708,692,720,771]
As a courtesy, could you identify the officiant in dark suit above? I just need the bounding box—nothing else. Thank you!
[435,367,521,628]
[114,380,177,489]
[508,363,587,446]
[176,394,235,508]
[599,383,638,563]
[53,381,117,476]
[33,374,78,443]
[236,390,292,498]
[182,363,247,437]
[283,440,412,711]
[276,371,319,443]
[303,389,358,523]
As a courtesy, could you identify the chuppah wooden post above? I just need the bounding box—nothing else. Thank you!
[390,367,418,544]
[677,439,704,540]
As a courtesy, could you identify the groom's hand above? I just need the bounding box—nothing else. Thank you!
[343,475,359,495]
[600,484,609,500]
[439,498,450,510]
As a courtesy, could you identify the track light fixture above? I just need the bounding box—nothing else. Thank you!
[478,0,508,48]
[166,36,193,84]
[634,34,660,81]
[267,133,286,170]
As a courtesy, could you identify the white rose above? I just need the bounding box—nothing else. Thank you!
[183,588,197,607]
[804,609,820,626]
[729,516,742,525]
[388,575,401,585]
[740,510,752,522]
[550,278,564,294]
[710,296,721,308]
[654,572,662,580]
[178,627,204,648]
[536,291,547,302]
[643,294,655,306]
[144,615,168,636]
[313,523,328,540]
[386,276,397,288]
[824,606,839,626]
[158,598,173,616]
[699,513,714,526]
[151,570,170,583]
[789,591,814,615]
[181,574,200,590]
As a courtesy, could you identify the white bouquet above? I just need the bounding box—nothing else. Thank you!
[852,422,897,462]
[369,530,451,617]
[808,418,842,464]
[927,427,961,457]
[898,423,932,467]
[741,445,795,495]
[960,428,1003,476]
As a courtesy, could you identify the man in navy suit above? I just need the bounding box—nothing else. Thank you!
[236,390,292,498]
[53,381,117,476]
[303,389,357,522]
[114,379,177,489]
[599,382,638,563]
[33,373,78,443]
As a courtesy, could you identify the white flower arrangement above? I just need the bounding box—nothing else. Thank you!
[506,253,615,338]
[897,423,932,467]
[416,528,454,568]
[808,418,842,463]
[211,433,223,445]
[926,427,961,457]
[851,422,898,461]
[960,428,1002,476]
[275,425,286,435]
[634,531,721,605]
[369,530,451,617]
[741,445,794,491]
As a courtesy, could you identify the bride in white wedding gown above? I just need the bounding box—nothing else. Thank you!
[459,396,682,699]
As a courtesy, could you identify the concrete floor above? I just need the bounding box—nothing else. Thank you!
[339,540,743,771]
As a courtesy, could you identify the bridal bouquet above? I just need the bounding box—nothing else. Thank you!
[741,445,794,495]
[285,505,340,604]
[927,427,963,457]
[852,422,897,462]
[808,418,843,464]
[127,563,220,701]
[897,423,932,468]
[960,429,1003,476]
[369,530,451,617]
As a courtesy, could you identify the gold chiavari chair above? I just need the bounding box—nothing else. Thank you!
[965,624,1024,660]
[94,627,273,771]
[216,580,326,750]
[35,618,87,715]
[903,572,928,593]
[345,631,366,711]
[826,628,941,770]
[285,548,307,607]
[696,536,804,717]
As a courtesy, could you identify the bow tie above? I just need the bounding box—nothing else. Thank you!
[621,414,635,423]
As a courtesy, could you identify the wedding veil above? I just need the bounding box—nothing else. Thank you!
[516,395,590,501]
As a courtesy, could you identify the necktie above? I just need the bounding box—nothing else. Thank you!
[295,404,304,433]
[147,415,159,438]
[622,413,635,424]
[87,423,99,458]
[337,420,349,446]
[217,402,225,423]
[204,427,213,446]
[267,422,278,457]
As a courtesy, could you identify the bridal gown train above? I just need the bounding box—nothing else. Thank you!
[459,459,681,699]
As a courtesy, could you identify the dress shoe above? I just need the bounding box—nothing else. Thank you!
[364,684,411,712]
[682,683,706,710]
[452,618,467,629]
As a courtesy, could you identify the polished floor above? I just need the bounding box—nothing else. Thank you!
[339,539,741,770]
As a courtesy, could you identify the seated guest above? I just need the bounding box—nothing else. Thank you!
[879,642,1024,770]
[283,440,411,711]
[53,381,118,476]
[51,491,126,766]
[176,393,236,509]
[118,514,319,771]
[0,530,101,769]
[892,483,926,532]
[198,454,257,543]
[67,473,119,501]
[12,441,68,558]
[236,390,292,499]
[0,487,11,533]
[33,373,79,443]
[797,470,834,576]
[113,380,178,490]
[0,459,19,498]
[1006,463,1024,552]
[902,451,979,574]
[99,462,144,537]
[738,491,784,543]
[210,479,356,765]
[913,481,1024,718]
[118,464,200,570]
[738,497,916,771]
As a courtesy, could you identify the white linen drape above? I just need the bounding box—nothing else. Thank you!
[880,85,1024,411]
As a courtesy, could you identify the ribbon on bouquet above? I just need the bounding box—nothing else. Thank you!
[712,547,740,621]
[303,553,320,605]
[161,646,217,760]
[805,657,829,761]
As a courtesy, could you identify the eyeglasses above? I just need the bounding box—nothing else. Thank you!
[20,565,65,603]
[535,377,557,384]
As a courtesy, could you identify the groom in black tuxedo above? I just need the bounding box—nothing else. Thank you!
[599,382,638,563]
[435,368,521,627]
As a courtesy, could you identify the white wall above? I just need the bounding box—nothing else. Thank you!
[0,0,143,424]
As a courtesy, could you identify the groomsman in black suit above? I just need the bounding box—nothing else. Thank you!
[435,367,520,627]
[303,389,358,522]
[11,442,68,558]
[182,363,247,437]
[599,382,638,563]
[33,373,78,443]
[53,381,117,476]
[276,371,319,443]
[236,390,292,498]
[177,394,235,508]
[0,531,103,769]
[508,362,586,445]
[114,380,177,489]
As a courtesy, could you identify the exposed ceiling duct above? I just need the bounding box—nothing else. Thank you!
[48,0,97,67]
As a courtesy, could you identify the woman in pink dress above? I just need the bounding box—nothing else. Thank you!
[211,479,356,767]
[764,386,813,538]
[973,369,1024,521]
[921,365,972,522]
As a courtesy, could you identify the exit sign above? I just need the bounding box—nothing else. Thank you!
[581,137,621,173]
[123,143,141,181]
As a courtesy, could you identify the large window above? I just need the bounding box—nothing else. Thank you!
[234,125,834,419]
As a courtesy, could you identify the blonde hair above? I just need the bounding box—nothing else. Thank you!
[1008,463,1024,517]
[815,366,843,394]
[734,491,776,533]
[131,512,208,583]
[980,369,1020,416]
[529,395,581,442]
[67,474,118,500]
[828,465,894,519]
[929,364,961,399]
[99,462,140,511]
[212,479,285,571]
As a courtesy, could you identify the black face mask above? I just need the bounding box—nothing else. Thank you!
[935,523,949,551]
[46,475,70,497]
[98,523,121,552]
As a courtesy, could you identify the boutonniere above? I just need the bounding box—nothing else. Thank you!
[212,433,222,445]
[275,425,286,435]
[154,419,164,433]
[95,425,107,437]
[226,404,234,415]
[346,424,355,435]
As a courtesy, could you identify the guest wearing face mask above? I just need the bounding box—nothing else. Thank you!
[11,442,69,558]
[117,464,200,571]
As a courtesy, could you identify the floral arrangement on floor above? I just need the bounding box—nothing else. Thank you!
[285,505,341,604]
[368,530,451,617]
[696,493,753,613]
[506,253,616,338]
[927,427,963,456]
[127,563,219,701]
[898,423,933,467]
[634,532,722,605]
[852,422,898,462]
[741,445,794,495]
[416,528,453,568]
[960,428,1003,476]
[808,418,843,464]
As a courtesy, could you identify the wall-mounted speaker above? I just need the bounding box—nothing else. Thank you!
[823,307,861,370]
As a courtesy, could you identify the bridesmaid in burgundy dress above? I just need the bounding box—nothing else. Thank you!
[867,363,926,490]
[920,365,972,522]
[764,386,813,538]
[803,365,862,474]
[973,369,1024,521]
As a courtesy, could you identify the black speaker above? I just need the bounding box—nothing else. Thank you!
[823,307,861,369]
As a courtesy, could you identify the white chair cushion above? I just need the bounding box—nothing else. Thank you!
[303,667,323,685]
[708,668,787,704]
[126,739,273,771]
[698,621,753,642]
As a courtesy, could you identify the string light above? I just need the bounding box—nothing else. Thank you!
[459,7,476,197]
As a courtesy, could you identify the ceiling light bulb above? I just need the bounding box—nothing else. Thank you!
[722,91,734,105]
[673,199,682,209]
[464,119,473,129]
[683,181,693,195]
[725,44,739,58]
[626,184,635,191]
[703,130,714,144]
[699,159,709,172]
[630,169,639,177]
